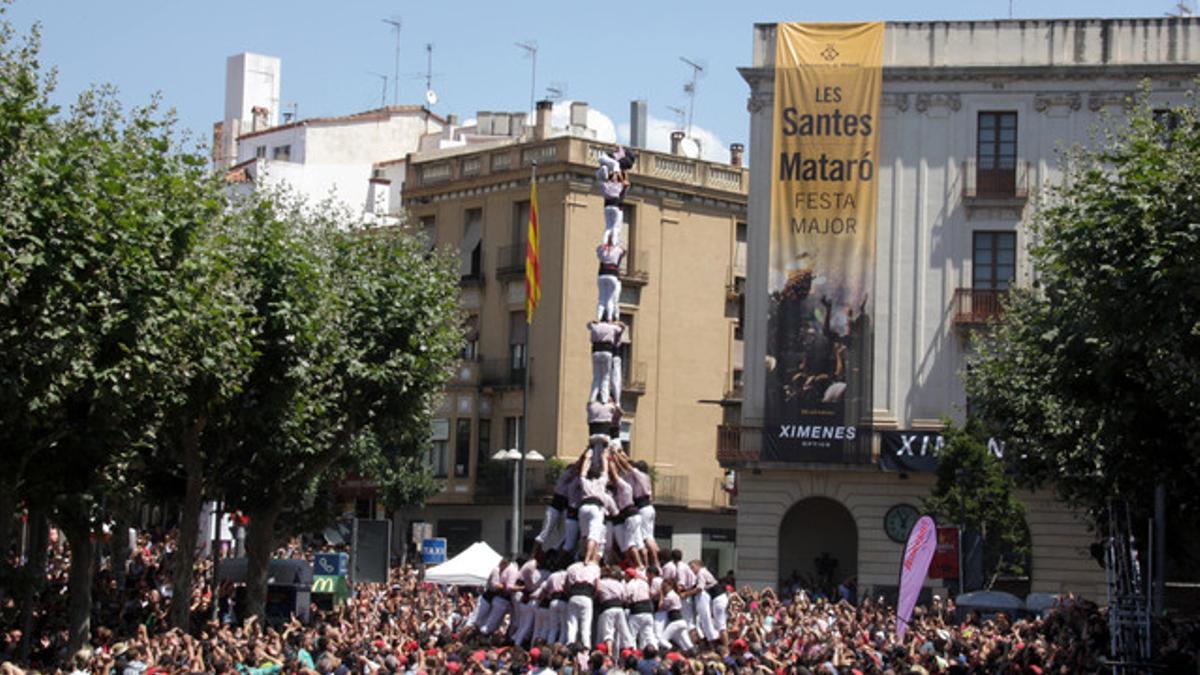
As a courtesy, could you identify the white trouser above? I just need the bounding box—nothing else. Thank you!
[566,596,593,647]
[610,354,622,403]
[580,503,606,544]
[535,505,565,548]
[564,516,580,555]
[598,154,619,178]
[695,590,717,642]
[637,505,656,544]
[654,611,669,649]
[682,593,696,629]
[590,351,613,403]
[618,513,643,551]
[512,599,537,645]
[628,611,657,649]
[603,205,623,247]
[549,598,566,644]
[467,596,491,628]
[480,596,511,635]
[597,275,620,322]
[663,618,694,651]
[597,606,632,649]
[533,603,550,642]
[711,593,729,633]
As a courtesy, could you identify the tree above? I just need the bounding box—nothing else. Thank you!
[967,96,1200,537]
[922,421,1030,588]
[212,192,461,621]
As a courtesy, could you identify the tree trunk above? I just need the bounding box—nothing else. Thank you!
[0,477,18,579]
[61,517,95,654]
[242,500,283,624]
[170,417,207,630]
[17,508,49,662]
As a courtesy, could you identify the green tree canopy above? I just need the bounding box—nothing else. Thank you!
[968,95,1200,534]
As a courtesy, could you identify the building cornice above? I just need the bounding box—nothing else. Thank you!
[740,63,1199,85]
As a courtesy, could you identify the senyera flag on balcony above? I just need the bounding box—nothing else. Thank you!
[763,22,881,462]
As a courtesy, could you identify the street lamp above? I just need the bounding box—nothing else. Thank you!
[492,448,544,556]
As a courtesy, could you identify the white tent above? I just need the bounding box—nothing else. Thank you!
[423,541,502,586]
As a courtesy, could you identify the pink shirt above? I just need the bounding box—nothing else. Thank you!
[486,565,504,591]
[547,570,568,594]
[596,578,626,603]
[695,567,717,591]
[553,469,575,496]
[649,577,664,600]
[589,322,623,345]
[567,477,583,508]
[661,561,677,583]
[499,564,521,590]
[587,400,617,424]
[676,564,696,590]
[661,590,682,613]
[519,560,540,589]
[611,475,633,510]
[601,490,619,516]
[626,578,651,603]
[567,562,600,587]
[629,469,652,500]
[580,474,609,501]
[596,245,625,268]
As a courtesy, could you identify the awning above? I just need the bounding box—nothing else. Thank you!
[423,541,502,586]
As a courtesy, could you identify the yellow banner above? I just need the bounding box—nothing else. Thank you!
[765,23,882,461]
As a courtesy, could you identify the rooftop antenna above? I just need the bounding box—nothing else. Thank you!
[367,72,389,109]
[423,43,438,106]
[680,56,705,140]
[1009,0,1014,18]
[1167,0,1194,15]
[282,101,299,124]
[382,17,402,105]
[516,40,538,120]
[545,81,568,102]
[666,105,687,130]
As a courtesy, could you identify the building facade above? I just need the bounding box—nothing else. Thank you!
[394,103,747,571]
[729,18,1200,600]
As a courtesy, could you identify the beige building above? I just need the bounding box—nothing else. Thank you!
[392,103,747,568]
[728,17,1200,601]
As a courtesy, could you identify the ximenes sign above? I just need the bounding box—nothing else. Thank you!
[764,23,882,462]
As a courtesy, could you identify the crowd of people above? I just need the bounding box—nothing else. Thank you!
[3,524,1199,674]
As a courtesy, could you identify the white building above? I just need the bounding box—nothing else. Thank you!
[728,18,1200,600]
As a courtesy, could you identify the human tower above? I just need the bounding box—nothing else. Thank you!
[462,148,731,655]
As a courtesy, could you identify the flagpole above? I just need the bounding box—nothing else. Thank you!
[516,160,537,556]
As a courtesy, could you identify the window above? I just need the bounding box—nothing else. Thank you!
[425,441,448,478]
[508,311,527,376]
[462,208,483,279]
[504,416,523,451]
[477,418,491,463]
[461,315,479,361]
[735,292,745,340]
[976,112,1017,197]
[734,221,748,271]
[619,313,634,383]
[512,201,531,246]
[973,232,1016,291]
[254,145,267,159]
[272,145,292,161]
[419,215,436,252]
[454,419,471,478]
[619,205,637,275]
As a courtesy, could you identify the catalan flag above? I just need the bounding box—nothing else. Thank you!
[524,172,541,323]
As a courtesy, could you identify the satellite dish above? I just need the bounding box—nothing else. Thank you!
[425,89,439,106]
[679,137,702,159]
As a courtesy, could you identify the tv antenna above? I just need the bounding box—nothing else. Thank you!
[546,81,568,102]
[282,101,299,124]
[666,105,687,129]
[515,40,538,120]
[680,56,705,140]
[1167,0,1195,15]
[367,72,389,109]
[423,43,438,106]
[382,17,402,105]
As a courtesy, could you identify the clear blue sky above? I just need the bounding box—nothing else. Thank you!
[6,0,1173,154]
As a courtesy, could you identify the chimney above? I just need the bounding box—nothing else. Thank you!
[629,100,647,149]
[535,99,553,140]
[509,112,527,136]
[730,143,745,167]
[443,113,458,140]
[570,101,588,128]
[477,111,493,135]
[670,131,686,155]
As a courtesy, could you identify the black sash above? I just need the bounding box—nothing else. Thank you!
[566,506,579,519]
[597,599,624,613]
[707,586,726,598]
[629,600,654,615]
[598,263,621,276]
[569,584,595,598]
[581,497,603,507]
[634,496,651,508]
[591,342,616,353]
[551,493,568,510]
[667,610,683,622]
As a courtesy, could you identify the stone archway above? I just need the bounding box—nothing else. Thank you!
[778,496,858,595]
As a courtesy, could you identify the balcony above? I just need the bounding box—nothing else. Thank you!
[962,158,1031,209]
[655,473,690,507]
[622,360,648,396]
[495,244,526,280]
[480,358,527,389]
[460,252,486,288]
[619,250,650,287]
[715,424,874,465]
[953,288,1006,326]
